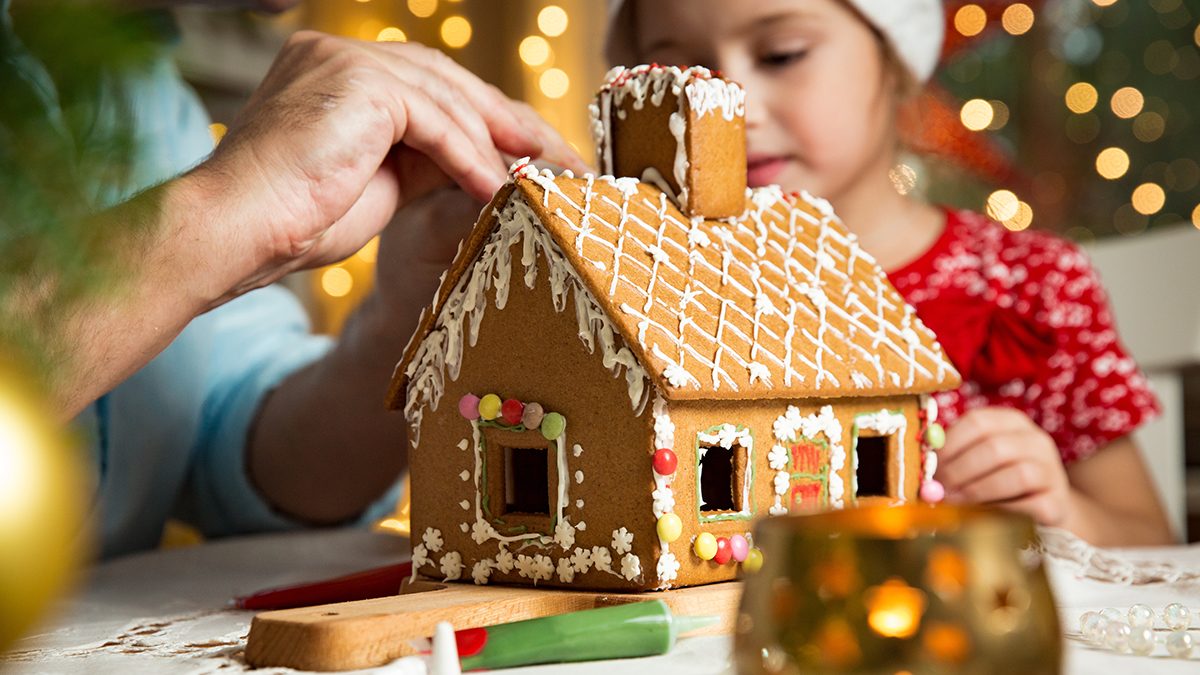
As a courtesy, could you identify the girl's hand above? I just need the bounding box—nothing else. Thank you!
[935,407,1071,527]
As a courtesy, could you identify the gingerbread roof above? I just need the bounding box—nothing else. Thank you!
[388,162,960,410]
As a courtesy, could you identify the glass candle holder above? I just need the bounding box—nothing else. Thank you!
[735,505,1061,674]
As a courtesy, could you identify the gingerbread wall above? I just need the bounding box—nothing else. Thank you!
[659,395,922,588]
[406,195,661,591]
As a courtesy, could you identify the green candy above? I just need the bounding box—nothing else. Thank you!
[926,422,946,450]
[540,412,566,440]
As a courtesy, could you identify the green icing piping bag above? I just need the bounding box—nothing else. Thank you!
[451,599,718,671]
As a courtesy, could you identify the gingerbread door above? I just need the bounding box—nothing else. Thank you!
[788,438,829,511]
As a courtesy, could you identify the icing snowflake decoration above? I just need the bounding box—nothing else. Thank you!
[612,527,634,555]
[422,527,443,553]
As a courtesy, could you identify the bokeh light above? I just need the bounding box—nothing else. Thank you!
[208,122,227,145]
[986,189,1020,222]
[356,237,380,264]
[538,5,569,37]
[376,26,407,42]
[441,16,472,48]
[1064,82,1098,113]
[1092,0,1118,6]
[519,35,552,67]
[1110,86,1144,119]
[954,5,988,37]
[1131,183,1166,215]
[1132,112,1166,142]
[407,0,437,18]
[1192,204,1200,230]
[960,99,994,131]
[987,100,1010,130]
[1095,147,1130,179]
[321,267,354,298]
[539,67,570,98]
[889,164,918,195]
[1003,201,1034,231]
[1001,4,1035,36]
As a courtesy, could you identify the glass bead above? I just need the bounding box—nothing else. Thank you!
[1163,603,1192,631]
[1127,626,1155,655]
[1080,611,1107,644]
[1103,621,1131,653]
[1128,603,1155,629]
[1165,630,1194,659]
[1100,608,1123,623]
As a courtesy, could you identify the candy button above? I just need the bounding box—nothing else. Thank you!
[540,412,566,440]
[925,422,946,450]
[500,399,524,426]
[521,402,544,429]
[713,537,732,565]
[458,394,480,420]
[693,532,717,561]
[657,513,682,543]
[743,548,764,573]
[477,394,502,421]
[729,534,749,562]
[652,448,678,476]
[920,479,946,504]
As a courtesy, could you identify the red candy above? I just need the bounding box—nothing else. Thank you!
[500,399,525,426]
[652,448,677,476]
[713,537,732,565]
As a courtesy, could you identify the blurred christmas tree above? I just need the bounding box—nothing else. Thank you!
[907,0,1199,240]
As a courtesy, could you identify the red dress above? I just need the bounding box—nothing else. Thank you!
[888,208,1160,464]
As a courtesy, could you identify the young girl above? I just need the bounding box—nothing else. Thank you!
[605,0,1172,545]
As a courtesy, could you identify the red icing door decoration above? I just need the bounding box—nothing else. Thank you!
[788,439,829,510]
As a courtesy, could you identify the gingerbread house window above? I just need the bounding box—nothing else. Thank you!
[854,435,891,497]
[482,427,558,532]
[696,424,753,522]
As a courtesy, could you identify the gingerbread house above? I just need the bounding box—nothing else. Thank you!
[387,65,960,592]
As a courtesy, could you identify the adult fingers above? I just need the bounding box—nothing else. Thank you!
[369,41,543,160]
[992,493,1067,527]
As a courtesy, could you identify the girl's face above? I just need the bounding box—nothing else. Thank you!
[632,0,899,203]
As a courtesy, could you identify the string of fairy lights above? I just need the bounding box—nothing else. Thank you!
[940,0,1199,238]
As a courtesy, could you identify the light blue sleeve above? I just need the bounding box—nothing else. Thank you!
[183,285,334,535]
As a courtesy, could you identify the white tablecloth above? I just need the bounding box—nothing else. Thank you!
[4,528,1200,674]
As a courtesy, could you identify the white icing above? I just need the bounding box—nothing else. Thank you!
[574,470,584,484]
[403,187,651,444]
[853,409,908,503]
[592,547,613,573]
[572,443,583,457]
[773,470,789,496]
[554,519,576,550]
[495,546,515,573]
[570,547,594,573]
[457,439,468,450]
[696,424,754,518]
[657,552,680,582]
[651,486,675,517]
[459,523,469,533]
[924,450,939,482]
[772,405,847,509]
[556,557,575,583]
[411,544,429,570]
[611,527,633,555]
[439,551,463,581]
[620,553,643,582]
[921,393,939,423]
[459,470,470,481]
[575,499,584,508]
[767,444,788,471]
[471,559,492,585]
[459,500,470,510]
[422,528,444,553]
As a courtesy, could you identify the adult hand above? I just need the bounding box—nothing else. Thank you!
[195,31,586,302]
[935,407,1071,527]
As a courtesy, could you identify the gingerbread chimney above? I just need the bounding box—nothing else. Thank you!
[590,65,747,219]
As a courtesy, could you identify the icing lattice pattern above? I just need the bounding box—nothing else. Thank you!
[512,168,959,399]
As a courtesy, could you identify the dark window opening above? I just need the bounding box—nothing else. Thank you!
[855,435,890,497]
[504,446,550,514]
[700,444,740,512]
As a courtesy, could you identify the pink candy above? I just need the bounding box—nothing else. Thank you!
[920,479,946,504]
[730,534,749,562]
[458,394,481,420]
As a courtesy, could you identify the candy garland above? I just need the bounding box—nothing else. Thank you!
[650,394,682,587]
[917,394,947,503]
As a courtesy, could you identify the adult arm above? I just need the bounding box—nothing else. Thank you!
[32,32,579,419]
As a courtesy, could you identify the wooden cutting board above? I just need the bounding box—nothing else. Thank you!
[243,578,742,671]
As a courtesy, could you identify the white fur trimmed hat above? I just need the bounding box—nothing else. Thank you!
[605,0,945,83]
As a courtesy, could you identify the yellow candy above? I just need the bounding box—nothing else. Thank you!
[657,513,683,543]
[693,532,717,561]
[478,394,502,420]
[743,548,764,573]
